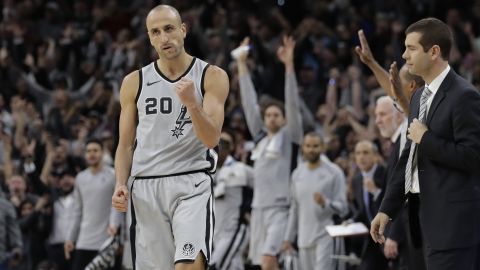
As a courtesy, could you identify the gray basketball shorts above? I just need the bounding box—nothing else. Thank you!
[248,206,289,265]
[299,235,334,270]
[129,171,214,270]
[211,223,249,270]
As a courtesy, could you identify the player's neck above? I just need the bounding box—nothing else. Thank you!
[89,163,103,174]
[307,159,321,170]
[156,53,193,78]
[267,128,281,138]
[423,60,448,85]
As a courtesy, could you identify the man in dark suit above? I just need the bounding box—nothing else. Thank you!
[375,96,408,270]
[371,17,480,270]
[351,140,388,270]
[357,27,427,269]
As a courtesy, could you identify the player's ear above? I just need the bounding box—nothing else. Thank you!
[146,29,154,46]
[409,81,416,91]
[181,23,187,38]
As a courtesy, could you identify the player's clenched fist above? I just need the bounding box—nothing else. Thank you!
[112,184,129,212]
[175,77,197,108]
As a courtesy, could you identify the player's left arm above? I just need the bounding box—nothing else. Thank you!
[177,65,229,148]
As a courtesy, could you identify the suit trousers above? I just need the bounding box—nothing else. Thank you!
[408,193,479,270]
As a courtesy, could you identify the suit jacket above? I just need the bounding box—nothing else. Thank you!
[385,138,407,244]
[352,165,389,270]
[380,69,480,250]
[352,165,387,226]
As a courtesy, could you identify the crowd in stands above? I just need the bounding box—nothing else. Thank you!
[1,0,480,269]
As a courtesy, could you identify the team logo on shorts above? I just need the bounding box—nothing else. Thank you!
[182,242,195,257]
[171,106,192,139]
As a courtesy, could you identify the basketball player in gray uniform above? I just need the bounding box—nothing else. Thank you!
[211,130,254,270]
[235,36,303,270]
[282,132,348,270]
[111,5,229,270]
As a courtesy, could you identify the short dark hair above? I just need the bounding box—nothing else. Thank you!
[86,138,103,149]
[304,131,325,145]
[221,128,237,146]
[405,17,453,60]
[261,99,285,119]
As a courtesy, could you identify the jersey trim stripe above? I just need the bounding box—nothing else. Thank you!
[133,169,209,180]
[200,64,210,97]
[129,180,138,270]
[206,148,218,174]
[174,259,195,264]
[220,223,247,270]
[219,222,242,268]
[134,69,143,104]
[205,195,213,262]
[132,139,137,153]
[133,70,142,158]
[154,58,197,83]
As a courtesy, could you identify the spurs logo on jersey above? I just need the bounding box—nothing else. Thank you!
[182,242,196,257]
[171,106,192,138]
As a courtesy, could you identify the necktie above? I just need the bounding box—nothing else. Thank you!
[363,188,373,221]
[404,87,433,194]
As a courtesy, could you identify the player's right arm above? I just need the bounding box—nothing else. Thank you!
[112,70,139,213]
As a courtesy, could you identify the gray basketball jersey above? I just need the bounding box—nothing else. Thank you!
[131,58,216,177]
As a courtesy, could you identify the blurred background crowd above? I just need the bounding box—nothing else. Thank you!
[1,0,480,269]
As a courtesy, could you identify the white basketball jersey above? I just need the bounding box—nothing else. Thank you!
[131,58,216,177]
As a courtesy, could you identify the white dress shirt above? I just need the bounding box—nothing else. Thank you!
[411,65,450,193]
[392,119,408,157]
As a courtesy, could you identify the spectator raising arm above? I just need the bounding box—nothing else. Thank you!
[277,35,303,145]
[236,37,265,138]
[355,29,391,95]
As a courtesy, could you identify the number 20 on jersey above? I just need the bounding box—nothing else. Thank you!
[145,97,173,115]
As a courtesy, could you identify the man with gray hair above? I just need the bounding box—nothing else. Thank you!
[374,74,427,270]
[375,96,408,269]
[359,24,426,269]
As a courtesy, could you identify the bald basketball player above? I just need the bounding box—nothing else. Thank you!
[112,5,229,270]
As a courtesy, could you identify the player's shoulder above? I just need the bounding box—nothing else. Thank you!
[291,163,306,178]
[76,169,90,179]
[201,63,229,97]
[120,69,142,101]
[322,156,344,177]
[204,64,228,82]
[123,69,141,84]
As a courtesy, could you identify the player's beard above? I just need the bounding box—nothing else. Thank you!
[60,186,74,196]
[305,152,320,163]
